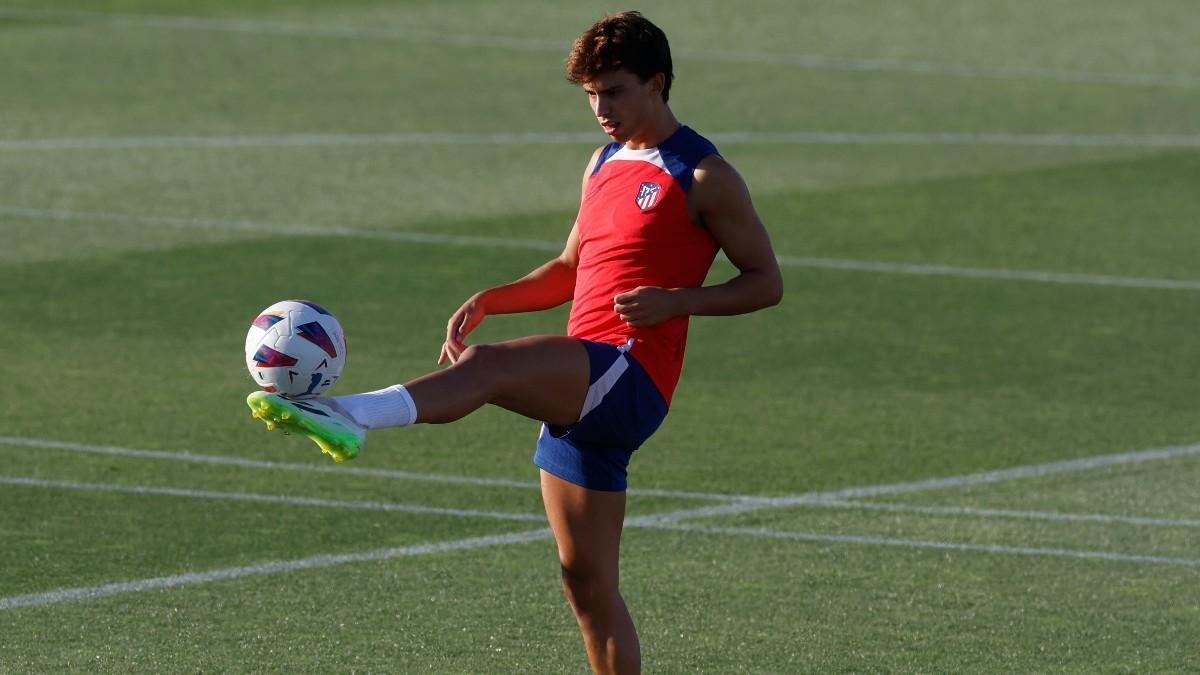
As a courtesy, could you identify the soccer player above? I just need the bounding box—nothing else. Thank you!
[247,11,782,674]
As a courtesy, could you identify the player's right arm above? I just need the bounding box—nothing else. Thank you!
[438,146,604,364]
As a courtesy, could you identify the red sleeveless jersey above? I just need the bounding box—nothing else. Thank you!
[568,126,720,405]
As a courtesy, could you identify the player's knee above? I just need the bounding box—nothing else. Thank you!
[455,343,485,365]
[455,343,507,372]
[452,344,496,379]
[452,343,515,395]
[560,561,618,612]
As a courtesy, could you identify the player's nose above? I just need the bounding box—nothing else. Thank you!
[593,95,612,118]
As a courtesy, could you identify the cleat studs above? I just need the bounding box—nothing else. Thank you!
[280,412,291,420]
[266,421,277,430]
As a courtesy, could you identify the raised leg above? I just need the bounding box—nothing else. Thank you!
[405,335,591,427]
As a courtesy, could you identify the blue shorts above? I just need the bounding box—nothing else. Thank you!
[533,339,668,492]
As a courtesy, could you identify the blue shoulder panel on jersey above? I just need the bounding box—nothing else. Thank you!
[591,142,624,175]
[658,126,720,192]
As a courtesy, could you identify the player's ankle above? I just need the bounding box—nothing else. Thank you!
[333,385,418,429]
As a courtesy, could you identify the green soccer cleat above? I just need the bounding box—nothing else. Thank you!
[246,391,365,463]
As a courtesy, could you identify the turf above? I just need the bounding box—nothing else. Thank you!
[2,1,1199,672]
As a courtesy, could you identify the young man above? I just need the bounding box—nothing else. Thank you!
[247,11,782,674]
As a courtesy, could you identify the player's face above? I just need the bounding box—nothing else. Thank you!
[582,69,664,144]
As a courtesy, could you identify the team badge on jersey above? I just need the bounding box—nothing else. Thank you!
[635,182,662,210]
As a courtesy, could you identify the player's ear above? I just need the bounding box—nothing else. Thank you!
[647,72,665,98]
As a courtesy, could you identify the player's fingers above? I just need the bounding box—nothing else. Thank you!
[445,316,462,344]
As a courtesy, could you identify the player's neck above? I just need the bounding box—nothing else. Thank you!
[622,107,680,150]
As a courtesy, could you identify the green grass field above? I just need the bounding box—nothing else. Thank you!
[3,1,1200,671]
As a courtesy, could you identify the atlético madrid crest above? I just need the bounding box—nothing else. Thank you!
[635,182,661,210]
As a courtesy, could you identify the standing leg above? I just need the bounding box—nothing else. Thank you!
[541,470,640,675]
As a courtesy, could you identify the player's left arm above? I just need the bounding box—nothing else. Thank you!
[614,155,784,327]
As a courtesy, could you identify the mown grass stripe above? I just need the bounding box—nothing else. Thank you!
[1,8,1197,89]
[3,131,1200,151]
[628,442,1200,525]
[4,206,1199,291]
[0,475,546,522]
[4,438,1198,611]
[8,509,1197,611]
[0,435,755,502]
[809,499,1200,528]
[0,528,553,610]
[647,522,1200,567]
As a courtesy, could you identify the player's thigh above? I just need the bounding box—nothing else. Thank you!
[540,469,626,583]
[476,335,591,426]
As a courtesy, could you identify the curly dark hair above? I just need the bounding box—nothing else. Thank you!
[565,11,674,102]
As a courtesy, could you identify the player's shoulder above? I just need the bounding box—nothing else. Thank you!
[651,126,720,192]
[694,153,739,181]
[584,144,607,175]
[580,143,619,194]
[586,142,624,177]
[659,125,719,166]
[677,126,736,183]
[692,153,750,207]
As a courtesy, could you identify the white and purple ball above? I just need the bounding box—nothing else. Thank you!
[244,300,346,398]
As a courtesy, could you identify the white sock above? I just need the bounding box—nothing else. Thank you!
[332,385,418,429]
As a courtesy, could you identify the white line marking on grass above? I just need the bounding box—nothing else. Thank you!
[0,8,566,51]
[0,434,538,487]
[5,206,1200,292]
[628,441,1200,525]
[0,475,545,522]
[0,435,755,503]
[3,8,1199,89]
[0,206,564,253]
[0,132,597,151]
[645,522,1200,568]
[13,432,1188,525]
[809,500,1200,528]
[724,131,1200,148]
[4,131,1200,151]
[679,49,1200,90]
[7,438,1197,609]
[772,256,1200,291]
[0,527,553,610]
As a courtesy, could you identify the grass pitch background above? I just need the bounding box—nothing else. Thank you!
[2,1,1199,672]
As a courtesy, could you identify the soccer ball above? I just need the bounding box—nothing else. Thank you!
[245,300,347,398]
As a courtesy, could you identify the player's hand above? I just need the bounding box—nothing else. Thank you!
[613,286,684,328]
[439,293,488,365]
